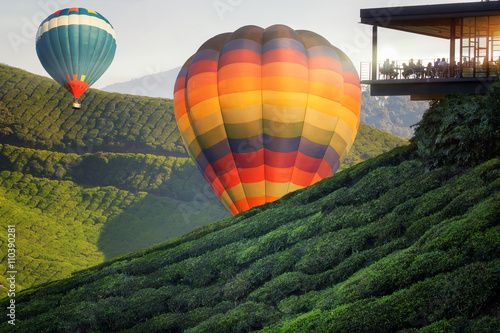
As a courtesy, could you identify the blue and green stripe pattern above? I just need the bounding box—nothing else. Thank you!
[36,8,116,98]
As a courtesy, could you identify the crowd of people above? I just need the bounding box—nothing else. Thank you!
[380,58,462,79]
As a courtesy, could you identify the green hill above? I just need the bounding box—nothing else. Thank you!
[2,88,498,332]
[0,65,183,154]
[0,64,407,296]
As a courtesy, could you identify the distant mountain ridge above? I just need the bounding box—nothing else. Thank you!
[102,66,181,98]
[361,88,429,139]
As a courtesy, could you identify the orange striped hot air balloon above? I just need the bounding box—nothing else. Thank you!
[174,25,361,215]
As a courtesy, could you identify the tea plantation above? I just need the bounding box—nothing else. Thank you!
[1,84,498,331]
[0,64,406,298]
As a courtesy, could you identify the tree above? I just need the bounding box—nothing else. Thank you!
[411,83,500,167]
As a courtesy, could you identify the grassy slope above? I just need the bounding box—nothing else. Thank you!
[0,144,229,297]
[0,64,406,298]
[3,144,498,332]
[0,65,183,154]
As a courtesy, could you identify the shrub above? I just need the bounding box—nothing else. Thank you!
[412,84,500,167]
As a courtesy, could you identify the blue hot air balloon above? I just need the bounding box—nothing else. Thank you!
[35,8,116,108]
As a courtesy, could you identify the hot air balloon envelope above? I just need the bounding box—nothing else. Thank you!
[36,8,116,108]
[174,25,361,215]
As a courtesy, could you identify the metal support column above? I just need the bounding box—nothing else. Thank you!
[450,18,456,77]
[372,25,378,80]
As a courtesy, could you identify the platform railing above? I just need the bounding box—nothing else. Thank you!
[359,62,372,81]
[360,59,445,81]
[361,58,500,81]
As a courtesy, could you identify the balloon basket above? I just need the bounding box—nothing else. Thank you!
[72,100,81,109]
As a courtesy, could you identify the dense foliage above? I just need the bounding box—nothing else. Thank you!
[0,142,230,296]
[0,64,184,154]
[0,101,14,136]
[3,144,498,332]
[412,83,500,167]
[361,87,429,138]
[0,143,205,198]
[0,64,406,297]
[0,169,228,298]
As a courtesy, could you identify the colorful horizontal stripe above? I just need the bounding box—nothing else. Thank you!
[174,25,361,215]
[36,9,115,40]
[35,8,116,100]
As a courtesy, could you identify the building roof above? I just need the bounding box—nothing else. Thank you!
[360,1,500,39]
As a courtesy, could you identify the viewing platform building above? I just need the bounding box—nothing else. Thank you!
[360,1,500,100]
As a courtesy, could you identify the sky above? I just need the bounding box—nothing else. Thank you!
[1,0,479,88]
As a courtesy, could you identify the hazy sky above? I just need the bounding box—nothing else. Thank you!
[1,0,478,88]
